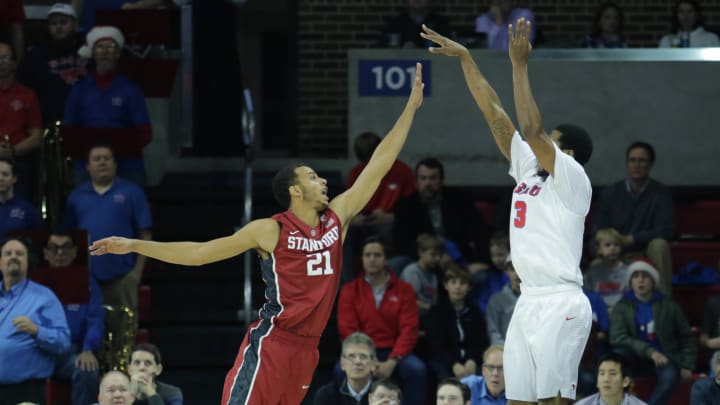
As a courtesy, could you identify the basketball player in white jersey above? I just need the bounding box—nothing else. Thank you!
[421,18,593,405]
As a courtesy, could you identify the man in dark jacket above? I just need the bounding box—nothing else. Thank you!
[314,332,374,405]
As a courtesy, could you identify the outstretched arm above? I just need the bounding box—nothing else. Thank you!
[330,63,423,227]
[508,18,556,176]
[89,218,279,266]
[421,24,515,161]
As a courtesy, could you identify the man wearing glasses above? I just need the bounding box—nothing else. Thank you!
[45,231,104,405]
[460,345,506,405]
[314,332,375,405]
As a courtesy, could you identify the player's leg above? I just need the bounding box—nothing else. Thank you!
[503,295,538,403]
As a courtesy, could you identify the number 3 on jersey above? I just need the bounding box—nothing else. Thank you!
[307,251,334,276]
[514,201,527,228]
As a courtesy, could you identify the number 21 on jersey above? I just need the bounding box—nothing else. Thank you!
[307,251,334,276]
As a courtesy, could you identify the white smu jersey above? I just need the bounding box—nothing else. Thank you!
[508,132,591,288]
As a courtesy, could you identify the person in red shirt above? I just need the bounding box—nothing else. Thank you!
[343,131,415,283]
[0,41,43,199]
[338,236,427,405]
[0,0,25,62]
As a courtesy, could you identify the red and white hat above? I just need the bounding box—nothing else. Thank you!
[627,258,660,286]
[78,26,125,58]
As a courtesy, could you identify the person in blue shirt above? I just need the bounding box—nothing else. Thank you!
[44,231,104,405]
[0,157,43,240]
[0,237,71,405]
[460,345,506,405]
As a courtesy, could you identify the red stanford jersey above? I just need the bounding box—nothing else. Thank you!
[258,209,343,337]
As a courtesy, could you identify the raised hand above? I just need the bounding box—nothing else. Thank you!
[408,62,424,110]
[89,236,133,256]
[420,24,469,57]
[508,17,533,66]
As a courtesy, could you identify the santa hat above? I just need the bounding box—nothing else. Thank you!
[626,258,660,286]
[78,26,125,58]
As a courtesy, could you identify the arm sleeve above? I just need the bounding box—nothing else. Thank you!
[466,308,488,363]
[82,278,105,351]
[35,293,71,355]
[337,284,359,342]
[673,302,698,370]
[486,296,504,345]
[508,131,537,183]
[631,186,674,245]
[549,145,592,216]
[390,283,419,358]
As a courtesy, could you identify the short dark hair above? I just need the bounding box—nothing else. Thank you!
[600,352,631,382]
[353,132,381,163]
[555,124,593,166]
[437,377,471,402]
[369,379,402,400]
[86,142,116,161]
[362,235,388,257]
[0,157,15,176]
[0,236,39,271]
[415,157,444,179]
[271,164,303,209]
[626,141,655,164]
[671,0,704,33]
[46,231,75,247]
[129,343,163,366]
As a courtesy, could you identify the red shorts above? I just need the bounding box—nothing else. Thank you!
[221,319,320,405]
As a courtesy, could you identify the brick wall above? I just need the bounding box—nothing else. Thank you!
[297,0,720,157]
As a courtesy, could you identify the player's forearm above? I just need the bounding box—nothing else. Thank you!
[459,52,505,122]
[366,103,417,174]
[511,64,544,141]
[129,239,208,266]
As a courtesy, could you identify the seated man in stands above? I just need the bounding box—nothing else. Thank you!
[62,26,152,185]
[460,345,506,405]
[17,3,87,125]
[436,377,471,405]
[592,141,674,295]
[314,332,375,405]
[338,236,427,405]
[610,258,696,404]
[343,131,415,283]
[485,253,519,346]
[0,157,43,240]
[127,343,183,405]
[393,157,491,273]
[97,371,135,405]
[367,379,402,405]
[45,231,104,405]
[575,352,646,405]
[691,350,720,404]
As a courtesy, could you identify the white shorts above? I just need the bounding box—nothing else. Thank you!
[503,284,592,401]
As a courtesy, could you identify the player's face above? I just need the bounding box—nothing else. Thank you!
[369,386,400,405]
[596,360,629,399]
[340,343,374,381]
[436,384,467,405]
[127,350,162,381]
[294,166,328,210]
[416,165,442,199]
[362,242,387,275]
[0,240,29,284]
[600,6,620,35]
[489,244,509,269]
[0,161,17,193]
[44,235,78,267]
[98,373,134,405]
[87,147,117,183]
[418,248,441,269]
[444,278,470,304]
[677,2,698,31]
[48,14,77,41]
[630,271,654,298]
[481,351,505,397]
[626,147,652,182]
[596,238,621,261]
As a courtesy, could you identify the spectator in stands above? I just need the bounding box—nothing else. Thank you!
[98,371,135,405]
[314,332,375,405]
[63,26,152,186]
[127,343,183,404]
[592,141,674,295]
[63,144,152,346]
[436,377,471,405]
[0,0,24,62]
[471,231,509,314]
[575,352,647,405]
[485,254,519,346]
[658,0,720,48]
[379,0,451,48]
[393,157,491,273]
[0,157,43,240]
[45,231,104,405]
[0,41,44,199]
[0,237,71,405]
[460,345,506,405]
[18,3,88,126]
[609,258,696,405]
[422,265,487,381]
[585,228,629,311]
[475,0,535,49]
[338,236,427,405]
[691,350,720,404]
[400,232,443,313]
[368,379,402,405]
[72,0,165,33]
[343,131,415,283]
[580,2,627,48]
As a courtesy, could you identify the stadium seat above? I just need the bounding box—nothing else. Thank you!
[672,285,720,326]
[473,200,497,226]
[675,200,720,238]
[671,241,720,274]
[45,379,71,405]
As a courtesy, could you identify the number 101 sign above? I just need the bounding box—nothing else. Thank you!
[358,60,432,96]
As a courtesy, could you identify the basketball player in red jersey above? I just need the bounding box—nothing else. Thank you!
[89,63,425,405]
